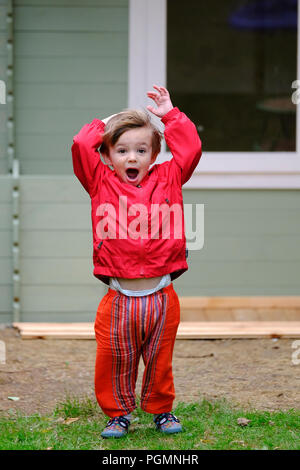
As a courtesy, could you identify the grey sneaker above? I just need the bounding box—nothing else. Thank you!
[153,412,182,434]
[101,415,130,438]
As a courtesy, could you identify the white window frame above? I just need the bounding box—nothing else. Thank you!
[128,0,300,188]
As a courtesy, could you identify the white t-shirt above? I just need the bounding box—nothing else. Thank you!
[109,274,171,297]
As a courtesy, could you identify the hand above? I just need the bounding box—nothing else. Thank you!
[146,85,173,118]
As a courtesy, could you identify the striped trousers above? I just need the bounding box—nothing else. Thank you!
[94,283,180,418]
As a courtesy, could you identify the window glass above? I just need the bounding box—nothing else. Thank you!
[167,0,297,151]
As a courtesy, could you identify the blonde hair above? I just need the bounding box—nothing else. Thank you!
[101,109,163,157]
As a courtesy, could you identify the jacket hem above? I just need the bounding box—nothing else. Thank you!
[93,264,188,286]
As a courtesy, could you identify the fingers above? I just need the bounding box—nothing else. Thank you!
[146,85,171,117]
[147,85,169,98]
[147,92,159,99]
[152,85,169,96]
[147,93,159,104]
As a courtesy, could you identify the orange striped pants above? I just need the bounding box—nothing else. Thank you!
[94,283,180,418]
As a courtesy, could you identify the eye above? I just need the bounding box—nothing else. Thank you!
[138,149,146,154]
[118,149,126,154]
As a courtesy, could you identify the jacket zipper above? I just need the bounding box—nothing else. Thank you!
[136,184,145,276]
[140,238,145,275]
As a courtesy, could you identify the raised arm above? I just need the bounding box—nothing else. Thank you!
[162,107,202,185]
[71,118,106,196]
[147,85,202,185]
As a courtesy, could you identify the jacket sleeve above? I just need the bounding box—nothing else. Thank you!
[71,118,106,196]
[161,107,202,185]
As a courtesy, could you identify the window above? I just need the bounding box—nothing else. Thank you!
[168,0,297,152]
[129,0,300,187]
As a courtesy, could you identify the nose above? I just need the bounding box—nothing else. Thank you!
[127,151,137,162]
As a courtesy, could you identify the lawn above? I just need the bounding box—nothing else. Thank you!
[0,396,299,450]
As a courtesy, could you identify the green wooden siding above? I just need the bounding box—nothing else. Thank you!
[178,190,300,296]
[16,177,300,323]
[0,1,7,174]
[0,178,12,323]
[14,0,128,175]
[19,177,106,322]
[0,2,11,322]
[0,0,299,324]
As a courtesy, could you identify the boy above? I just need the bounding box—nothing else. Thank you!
[71,86,202,438]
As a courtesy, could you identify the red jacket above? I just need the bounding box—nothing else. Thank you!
[71,107,202,285]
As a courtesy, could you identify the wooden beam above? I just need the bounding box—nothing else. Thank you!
[13,321,300,339]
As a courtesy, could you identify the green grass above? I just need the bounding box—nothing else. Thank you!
[0,396,299,450]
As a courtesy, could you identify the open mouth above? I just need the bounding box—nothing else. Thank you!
[126,168,139,180]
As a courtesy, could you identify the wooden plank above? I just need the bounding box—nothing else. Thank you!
[15,107,125,134]
[179,296,300,309]
[17,311,99,322]
[181,309,300,322]
[20,177,86,203]
[182,189,300,210]
[0,286,12,312]
[0,110,6,128]
[15,7,128,32]
[177,260,300,288]
[0,139,6,159]
[0,160,7,174]
[21,259,95,285]
[15,1,128,9]
[20,230,91,257]
[200,210,300,236]
[0,313,12,323]
[20,203,90,230]
[0,259,11,283]
[0,63,6,79]
[0,32,6,55]
[0,178,12,201]
[15,83,127,109]
[15,57,127,84]
[0,205,11,230]
[15,108,120,134]
[0,6,6,31]
[15,307,300,323]
[177,322,300,339]
[20,161,78,176]
[176,285,300,296]
[21,285,106,312]
[15,32,128,57]
[14,322,94,330]
[191,234,300,262]
[13,321,300,339]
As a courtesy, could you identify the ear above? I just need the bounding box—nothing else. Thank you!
[102,151,113,167]
[150,152,158,164]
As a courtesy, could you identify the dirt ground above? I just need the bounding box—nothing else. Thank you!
[0,326,299,416]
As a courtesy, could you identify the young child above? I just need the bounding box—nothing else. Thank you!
[71,86,202,438]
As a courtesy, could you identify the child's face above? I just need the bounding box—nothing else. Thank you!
[103,126,156,186]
